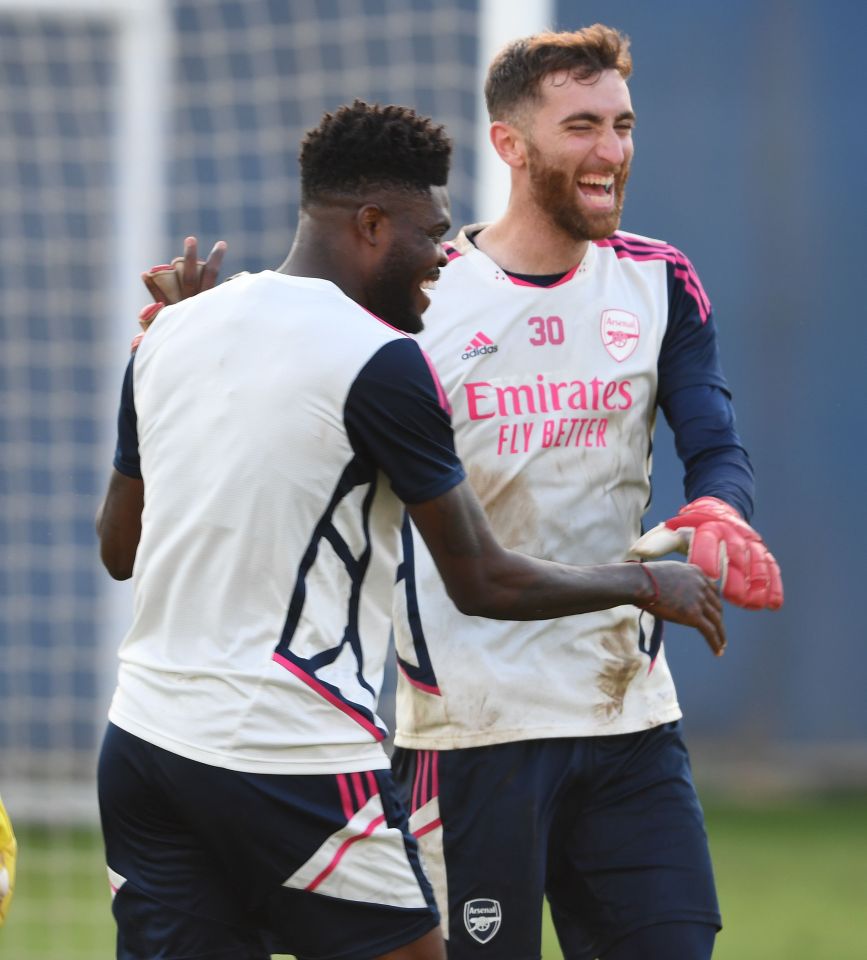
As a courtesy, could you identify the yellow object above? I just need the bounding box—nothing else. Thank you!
[0,793,17,925]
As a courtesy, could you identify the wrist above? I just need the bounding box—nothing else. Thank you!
[628,560,660,610]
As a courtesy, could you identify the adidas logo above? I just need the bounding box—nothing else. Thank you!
[462,331,499,360]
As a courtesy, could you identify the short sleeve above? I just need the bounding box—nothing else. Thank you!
[113,356,141,478]
[344,338,465,504]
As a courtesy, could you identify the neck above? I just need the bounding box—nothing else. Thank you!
[475,191,590,275]
[276,209,368,305]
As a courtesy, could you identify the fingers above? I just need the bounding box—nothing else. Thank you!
[765,550,784,609]
[699,575,726,656]
[142,269,172,304]
[200,239,227,291]
[169,236,227,297]
[138,301,164,332]
[688,521,728,579]
[179,236,200,295]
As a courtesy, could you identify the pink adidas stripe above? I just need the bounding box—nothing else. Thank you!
[596,236,710,323]
[336,774,355,822]
[272,653,385,741]
[397,661,441,696]
[305,813,387,892]
[413,817,442,839]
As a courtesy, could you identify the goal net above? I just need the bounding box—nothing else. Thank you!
[0,0,506,954]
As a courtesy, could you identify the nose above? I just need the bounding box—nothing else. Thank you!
[596,126,627,166]
[436,243,448,268]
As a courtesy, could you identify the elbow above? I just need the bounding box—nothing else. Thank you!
[445,578,506,619]
[99,543,136,581]
[451,592,488,617]
[102,557,134,581]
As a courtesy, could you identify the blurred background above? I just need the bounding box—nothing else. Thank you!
[1,0,865,957]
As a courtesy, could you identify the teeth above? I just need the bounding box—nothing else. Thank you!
[420,278,437,290]
[578,174,615,186]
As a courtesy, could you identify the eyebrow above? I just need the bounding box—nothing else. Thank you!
[559,110,636,126]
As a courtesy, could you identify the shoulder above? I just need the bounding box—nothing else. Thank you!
[594,230,690,263]
[597,232,711,322]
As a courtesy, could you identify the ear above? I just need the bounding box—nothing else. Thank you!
[355,203,390,247]
[490,121,528,170]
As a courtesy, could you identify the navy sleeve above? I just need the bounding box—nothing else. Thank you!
[657,257,754,519]
[112,355,141,479]
[660,384,755,521]
[344,338,466,504]
[657,257,729,402]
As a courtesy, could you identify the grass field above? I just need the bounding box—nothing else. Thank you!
[1,795,865,959]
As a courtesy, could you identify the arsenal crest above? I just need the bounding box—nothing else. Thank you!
[600,308,639,362]
[463,898,502,943]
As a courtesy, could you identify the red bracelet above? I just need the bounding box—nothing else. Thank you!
[630,561,659,609]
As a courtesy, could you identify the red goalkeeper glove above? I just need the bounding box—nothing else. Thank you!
[629,496,783,611]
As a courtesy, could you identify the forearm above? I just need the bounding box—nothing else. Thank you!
[96,469,143,580]
[406,483,655,619]
[662,383,755,520]
[457,553,656,620]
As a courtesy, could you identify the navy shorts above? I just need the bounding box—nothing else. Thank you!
[392,721,720,959]
[98,723,439,960]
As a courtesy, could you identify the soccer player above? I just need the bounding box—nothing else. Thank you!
[97,101,723,960]
[388,26,783,960]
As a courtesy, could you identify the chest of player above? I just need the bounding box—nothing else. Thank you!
[423,255,668,457]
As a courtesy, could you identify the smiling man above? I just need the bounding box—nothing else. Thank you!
[388,24,782,960]
[96,99,726,960]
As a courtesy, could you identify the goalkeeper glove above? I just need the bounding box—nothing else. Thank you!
[0,793,17,925]
[629,496,783,611]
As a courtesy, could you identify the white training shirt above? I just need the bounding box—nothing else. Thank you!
[109,271,464,774]
[392,227,727,749]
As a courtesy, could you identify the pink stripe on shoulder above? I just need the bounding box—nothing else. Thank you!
[419,349,452,416]
[596,233,711,323]
[272,653,385,741]
[444,243,462,262]
[361,306,404,334]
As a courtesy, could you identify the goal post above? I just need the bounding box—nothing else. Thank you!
[0,0,170,823]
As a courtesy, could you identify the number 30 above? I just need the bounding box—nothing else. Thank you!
[528,315,565,346]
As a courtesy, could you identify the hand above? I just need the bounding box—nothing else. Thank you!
[629,496,783,611]
[0,793,16,925]
[638,560,726,656]
[142,236,227,305]
[131,236,228,353]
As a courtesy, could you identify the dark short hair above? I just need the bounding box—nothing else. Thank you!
[485,24,632,122]
[299,100,452,205]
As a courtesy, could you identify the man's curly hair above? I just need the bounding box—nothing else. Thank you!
[299,100,452,205]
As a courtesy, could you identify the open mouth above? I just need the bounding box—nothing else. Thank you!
[577,173,615,207]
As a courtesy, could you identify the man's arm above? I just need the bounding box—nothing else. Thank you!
[408,480,726,656]
[646,257,783,609]
[96,469,143,580]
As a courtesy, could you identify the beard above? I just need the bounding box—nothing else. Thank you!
[526,141,630,241]
[367,245,425,335]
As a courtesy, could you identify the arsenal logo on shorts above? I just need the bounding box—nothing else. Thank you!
[463,898,502,943]
[600,308,640,362]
